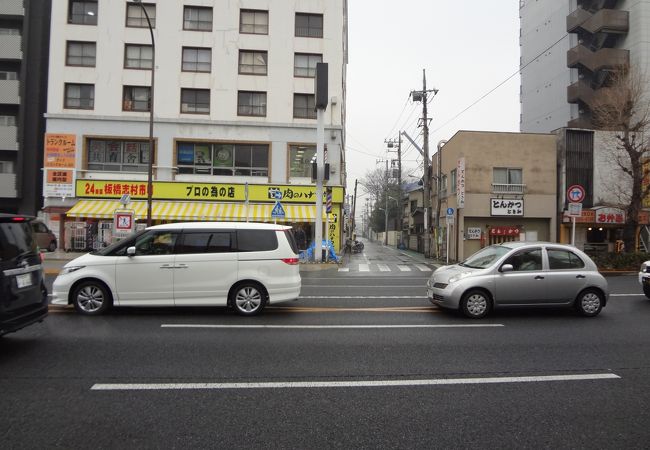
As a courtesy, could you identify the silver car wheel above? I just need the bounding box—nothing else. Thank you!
[460,290,491,319]
[466,294,487,316]
[76,285,105,313]
[235,286,263,314]
[580,291,601,316]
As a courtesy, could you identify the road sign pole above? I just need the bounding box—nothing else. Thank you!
[571,216,576,246]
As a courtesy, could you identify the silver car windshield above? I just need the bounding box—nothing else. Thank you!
[460,245,511,269]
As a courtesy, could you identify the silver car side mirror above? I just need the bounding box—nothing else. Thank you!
[501,264,514,272]
[126,246,136,256]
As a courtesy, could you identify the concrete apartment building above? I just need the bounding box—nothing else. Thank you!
[520,0,649,133]
[432,131,557,261]
[0,0,51,214]
[43,0,348,251]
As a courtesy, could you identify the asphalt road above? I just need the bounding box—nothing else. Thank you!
[3,241,650,449]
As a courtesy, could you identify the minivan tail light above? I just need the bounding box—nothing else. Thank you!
[281,257,299,265]
[12,217,26,222]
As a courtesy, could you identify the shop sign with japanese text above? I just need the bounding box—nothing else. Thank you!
[44,169,74,197]
[490,198,524,216]
[44,133,76,168]
[76,180,344,203]
[594,207,625,224]
[456,157,465,209]
[489,226,521,236]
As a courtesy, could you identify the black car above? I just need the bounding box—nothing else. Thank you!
[0,214,48,336]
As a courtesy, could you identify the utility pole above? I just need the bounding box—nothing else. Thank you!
[385,134,403,248]
[410,70,438,258]
[352,179,358,239]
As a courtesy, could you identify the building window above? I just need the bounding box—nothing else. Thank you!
[237,91,266,117]
[289,145,316,177]
[295,13,323,38]
[68,0,98,25]
[181,89,210,114]
[0,28,20,35]
[450,169,457,193]
[124,44,152,69]
[182,47,211,72]
[64,83,94,109]
[184,6,213,31]
[240,9,268,35]
[293,94,316,119]
[66,41,96,67]
[0,115,17,126]
[123,86,151,112]
[0,71,18,80]
[87,139,152,172]
[176,142,269,176]
[126,2,156,28]
[294,53,322,77]
[493,167,524,193]
[238,50,267,75]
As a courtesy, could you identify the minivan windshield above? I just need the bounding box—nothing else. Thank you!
[0,222,38,261]
[93,230,145,256]
[460,245,511,269]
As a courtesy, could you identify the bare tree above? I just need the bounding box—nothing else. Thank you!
[591,67,650,252]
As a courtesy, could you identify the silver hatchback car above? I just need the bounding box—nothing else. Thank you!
[427,242,608,319]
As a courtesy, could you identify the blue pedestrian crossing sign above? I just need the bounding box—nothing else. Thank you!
[271,201,285,218]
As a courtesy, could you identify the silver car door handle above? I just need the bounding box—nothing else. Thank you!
[534,275,544,280]
[576,274,586,279]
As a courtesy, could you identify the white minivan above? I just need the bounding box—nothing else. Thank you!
[51,222,301,316]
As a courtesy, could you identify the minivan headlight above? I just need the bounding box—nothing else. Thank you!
[60,265,85,275]
[448,272,474,284]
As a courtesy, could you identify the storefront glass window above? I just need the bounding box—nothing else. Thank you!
[289,145,316,177]
[87,139,150,172]
[177,142,268,176]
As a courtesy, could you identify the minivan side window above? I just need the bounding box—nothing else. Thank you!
[177,231,233,254]
[548,249,585,269]
[133,231,178,256]
[0,222,37,261]
[236,230,278,252]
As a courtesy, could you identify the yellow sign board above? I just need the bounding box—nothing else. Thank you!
[76,180,344,204]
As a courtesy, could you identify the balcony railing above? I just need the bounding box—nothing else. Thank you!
[567,8,628,34]
[492,183,526,194]
[0,125,18,150]
[0,0,24,16]
[0,173,17,197]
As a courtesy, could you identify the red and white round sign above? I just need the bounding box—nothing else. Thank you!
[567,184,585,203]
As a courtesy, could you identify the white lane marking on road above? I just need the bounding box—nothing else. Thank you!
[337,268,350,272]
[301,285,422,288]
[161,324,504,329]
[358,264,370,272]
[415,264,432,272]
[377,264,390,272]
[298,295,427,299]
[91,373,619,391]
[398,265,411,272]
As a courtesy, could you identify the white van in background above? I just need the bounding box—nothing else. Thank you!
[51,222,301,316]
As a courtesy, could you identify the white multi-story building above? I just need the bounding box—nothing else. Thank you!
[520,0,650,133]
[43,0,347,251]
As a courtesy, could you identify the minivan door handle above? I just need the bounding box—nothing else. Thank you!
[576,274,586,279]
[159,264,173,269]
[175,264,189,269]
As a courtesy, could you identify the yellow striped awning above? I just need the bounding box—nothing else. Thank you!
[66,200,332,222]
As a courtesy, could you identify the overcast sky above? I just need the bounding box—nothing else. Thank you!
[345,1,522,211]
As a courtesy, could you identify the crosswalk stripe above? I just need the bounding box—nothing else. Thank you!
[338,268,349,272]
[398,265,411,272]
[358,264,370,272]
[415,264,432,272]
[377,264,390,272]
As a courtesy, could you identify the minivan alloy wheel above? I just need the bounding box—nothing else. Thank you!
[73,281,111,315]
[232,283,266,316]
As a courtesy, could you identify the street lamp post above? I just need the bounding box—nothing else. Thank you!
[133,0,155,227]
